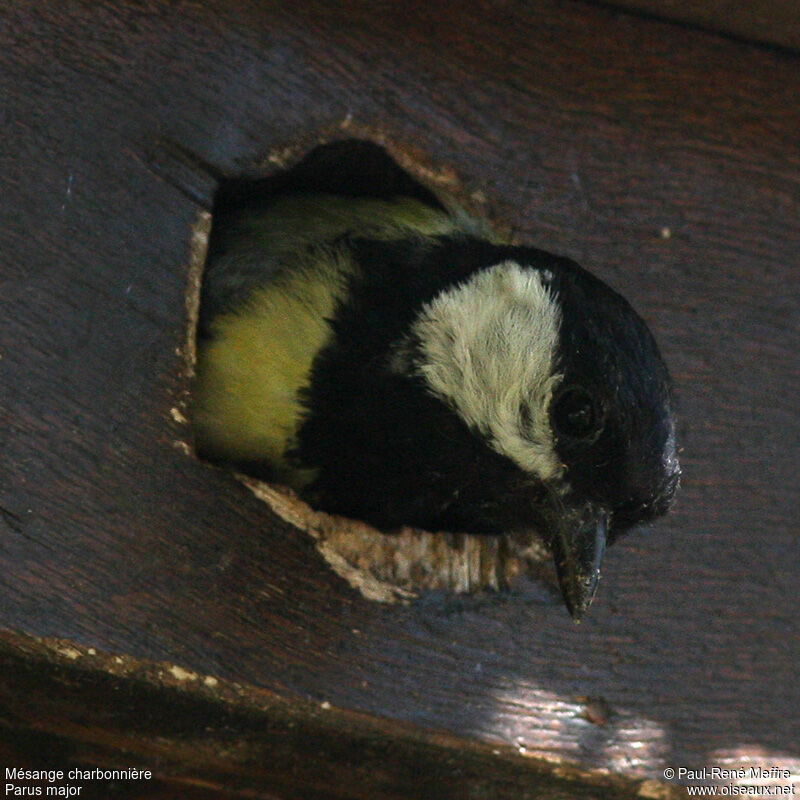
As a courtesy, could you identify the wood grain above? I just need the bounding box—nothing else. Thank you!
[1,0,798,795]
[590,0,800,52]
[0,630,665,800]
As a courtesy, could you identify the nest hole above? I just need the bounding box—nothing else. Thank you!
[185,138,553,604]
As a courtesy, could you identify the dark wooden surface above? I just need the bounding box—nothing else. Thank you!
[0,630,666,800]
[593,0,800,52]
[1,0,799,795]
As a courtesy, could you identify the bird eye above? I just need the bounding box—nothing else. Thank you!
[551,386,602,441]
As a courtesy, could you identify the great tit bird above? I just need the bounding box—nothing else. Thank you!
[194,140,680,619]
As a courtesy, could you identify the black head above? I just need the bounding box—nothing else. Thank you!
[297,236,680,617]
[387,246,681,616]
[543,257,681,539]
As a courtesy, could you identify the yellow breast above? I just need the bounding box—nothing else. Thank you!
[193,248,353,486]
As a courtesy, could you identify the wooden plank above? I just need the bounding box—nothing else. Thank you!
[588,0,800,52]
[1,0,798,793]
[0,630,664,799]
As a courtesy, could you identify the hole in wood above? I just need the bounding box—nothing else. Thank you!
[189,139,553,604]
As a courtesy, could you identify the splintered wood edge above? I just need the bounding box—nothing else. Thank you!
[180,137,552,605]
[183,210,212,378]
[240,476,550,603]
[169,209,212,456]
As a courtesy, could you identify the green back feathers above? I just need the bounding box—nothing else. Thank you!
[247,193,474,247]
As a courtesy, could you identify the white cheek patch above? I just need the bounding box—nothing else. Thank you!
[407,261,564,481]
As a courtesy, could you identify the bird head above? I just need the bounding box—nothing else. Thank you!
[394,252,680,618]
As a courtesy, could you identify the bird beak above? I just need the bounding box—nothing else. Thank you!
[548,507,608,621]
